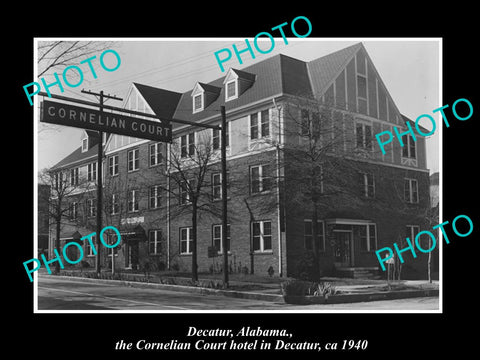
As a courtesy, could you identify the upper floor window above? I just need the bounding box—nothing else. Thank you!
[404,178,419,204]
[70,167,79,186]
[225,80,237,100]
[402,135,417,159]
[181,133,195,158]
[69,202,78,220]
[356,122,373,151]
[128,189,139,212]
[81,138,88,152]
[128,149,139,172]
[150,143,163,167]
[360,173,375,198]
[149,185,162,209]
[193,94,203,113]
[250,164,272,194]
[110,194,119,215]
[108,155,119,176]
[86,198,96,217]
[250,110,270,140]
[87,162,97,182]
[212,122,230,151]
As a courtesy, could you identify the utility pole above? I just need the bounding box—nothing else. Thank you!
[220,106,229,288]
[81,90,123,275]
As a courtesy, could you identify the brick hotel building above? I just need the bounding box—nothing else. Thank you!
[47,43,434,279]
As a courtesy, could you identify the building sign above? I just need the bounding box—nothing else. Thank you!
[41,100,172,143]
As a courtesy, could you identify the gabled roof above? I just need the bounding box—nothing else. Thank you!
[133,82,182,120]
[229,68,256,82]
[51,143,98,170]
[196,82,221,95]
[307,43,362,98]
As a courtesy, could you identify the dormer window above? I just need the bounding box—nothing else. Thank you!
[226,80,237,100]
[223,68,255,102]
[193,93,203,113]
[81,138,88,152]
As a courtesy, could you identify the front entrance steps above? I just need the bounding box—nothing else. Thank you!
[335,267,381,279]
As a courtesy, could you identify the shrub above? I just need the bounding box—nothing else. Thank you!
[281,280,313,296]
[295,250,319,281]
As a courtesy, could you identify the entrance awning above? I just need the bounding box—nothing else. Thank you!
[119,224,147,242]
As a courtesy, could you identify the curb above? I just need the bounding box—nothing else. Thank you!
[284,289,439,305]
[39,275,284,302]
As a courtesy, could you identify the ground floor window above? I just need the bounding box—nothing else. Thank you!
[180,227,193,254]
[304,219,325,252]
[359,224,377,252]
[212,224,230,254]
[252,221,272,252]
[149,229,163,255]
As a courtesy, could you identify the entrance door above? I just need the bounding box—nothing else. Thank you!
[126,242,139,270]
[333,231,353,267]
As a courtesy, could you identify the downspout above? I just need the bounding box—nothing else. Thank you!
[273,97,283,277]
[166,142,170,270]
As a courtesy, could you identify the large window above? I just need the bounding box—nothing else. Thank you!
[304,220,325,251]
[404,178,419,203]
[128,149,139,172]
[250,164,272,194]
[149,229,163,255]
[252,221,272,252]
[180,227,193,254]
[212,224,231,253]
[149,143,163,166]
[356,122,373,150]
[128,189,139,212]
[108,155,119,176]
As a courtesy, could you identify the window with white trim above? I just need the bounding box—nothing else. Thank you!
[252,221,272,252]
[250,110,270,140]
[70,167,79,186]
[402,135,417,159]
[212,172,229,201]
[180,227,193,254]
[304,219,325,251]
[127,149,139,172]
[86,234,96,256]
[359,224,377,251]
[356,121,373,150]
[193,94,203,112]
[226,80,237,100]
[86,198,96,217]
[149,185,162,209]
[250,164,272,194]
[360,173,375,198]
[149,229,163,255]
[181,133,195,158]
[69,202,78,220]
[81,138,88,152]
[108,155,118,176]
[110,193,119,215]
[150,143,163,166]
[128,189,139,212]
[212,224,230,253]
[404,178,419,203]
[87,162,97,182]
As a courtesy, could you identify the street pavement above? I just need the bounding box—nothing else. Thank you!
[37,276,439,311]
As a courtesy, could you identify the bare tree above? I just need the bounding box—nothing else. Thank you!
[38,167,93,273]
[38,40,114,78]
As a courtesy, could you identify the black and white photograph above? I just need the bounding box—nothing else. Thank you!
[33,38,441,312]
[12,8,478,357]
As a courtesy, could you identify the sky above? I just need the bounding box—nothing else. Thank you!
[35,38,441,174]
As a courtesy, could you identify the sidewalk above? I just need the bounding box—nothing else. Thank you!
[39,269,439,304]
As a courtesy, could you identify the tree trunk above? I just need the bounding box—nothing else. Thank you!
[191,201,198,282]
[55,213,61,274]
